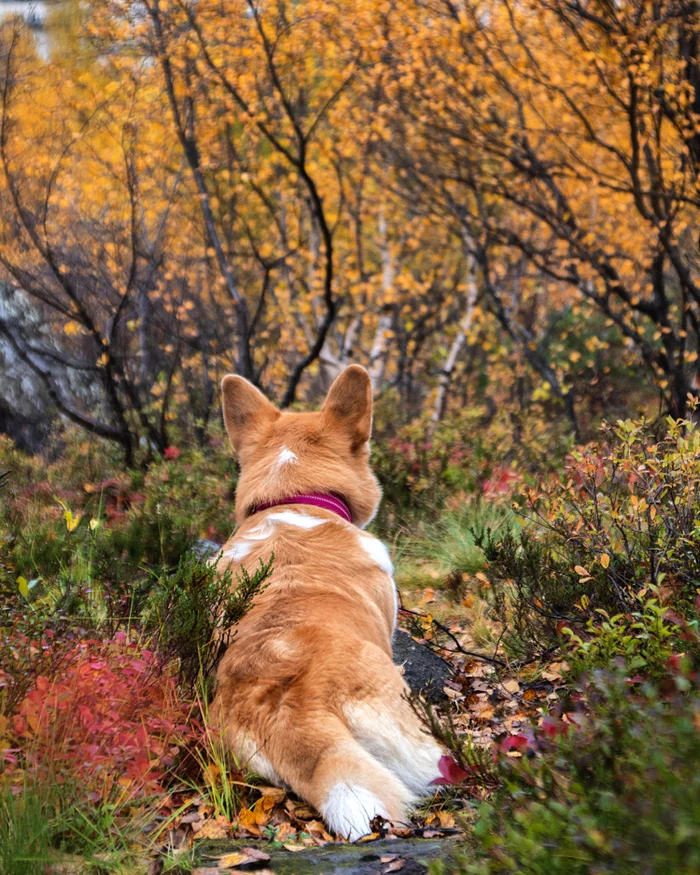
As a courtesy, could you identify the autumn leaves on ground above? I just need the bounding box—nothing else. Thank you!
[3,0,700,872]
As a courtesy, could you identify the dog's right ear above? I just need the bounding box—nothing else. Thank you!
[221,375,279,453]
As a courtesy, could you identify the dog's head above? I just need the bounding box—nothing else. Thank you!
[222,365,382,528]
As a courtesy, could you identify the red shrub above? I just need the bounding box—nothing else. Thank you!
[9,635,200,798]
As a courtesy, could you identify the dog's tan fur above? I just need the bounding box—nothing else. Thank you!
[211,366,442,841]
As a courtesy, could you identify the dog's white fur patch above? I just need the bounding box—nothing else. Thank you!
[274,445,298,470]
[343,702,442,796]
[357,534,394,576]
[234,735,286,787]
[267,510,328,529]
[223,540,253,562]
[320,782,389,842]
[225,512,328,562]
[357,534,398,627]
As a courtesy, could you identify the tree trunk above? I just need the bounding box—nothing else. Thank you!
[429,258,479,434]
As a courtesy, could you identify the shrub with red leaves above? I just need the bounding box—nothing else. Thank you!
[9,634,201,797]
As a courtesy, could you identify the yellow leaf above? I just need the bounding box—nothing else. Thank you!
[600,553,610,569]
[89,519,99,532]
[17,576,28,598]
[64,510,81,532]
[437,811,455,829]
[217,853,250,868]
[574,565,589,577]
[194,816,231,840]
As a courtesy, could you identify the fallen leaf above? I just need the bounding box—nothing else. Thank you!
[217,848,271,869]
[282,843,306,852]
[502,679,520,694]
[304,820,334,841]
[385,861,405,872]
[437,812,455,829]
[241,848,271,862]
[381,856,399,863]
[238,795,277,831]
[193,816,230,840]
[258,786,286,801]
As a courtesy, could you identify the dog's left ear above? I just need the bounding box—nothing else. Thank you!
[321,365,373,450]
[222,375,279,453]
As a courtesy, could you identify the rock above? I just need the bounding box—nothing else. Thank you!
[392,630,451,705]
[194,837,459,875]
[192,540,452,703]
[193,538,224,561]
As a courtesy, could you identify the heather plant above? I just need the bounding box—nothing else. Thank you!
[442,667,700,875]
[143,552,274,695]
[479,416,700,664]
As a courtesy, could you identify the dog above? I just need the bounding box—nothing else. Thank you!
[210,365,445,841]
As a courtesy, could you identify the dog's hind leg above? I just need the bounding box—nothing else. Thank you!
[269,720,415,841]
[343,694,444,797]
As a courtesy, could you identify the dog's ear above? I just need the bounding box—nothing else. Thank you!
[321,365,373,450]
[221,375,279,453]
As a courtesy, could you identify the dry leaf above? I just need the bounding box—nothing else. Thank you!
[258,786,286,801]
[385,861,405,872]
[238,795,277,832]
[437,811,455,828]
[218,853,250,869]
[193,815,231,840]
[282,842,307,852]
[381,856,399,863]
[304,820,334,841]
[241,848,272,862]
[502,679,520,694]
[218,848,271,869]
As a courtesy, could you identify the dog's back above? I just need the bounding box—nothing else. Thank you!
[211,366,443,840]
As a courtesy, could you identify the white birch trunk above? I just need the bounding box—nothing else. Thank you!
[429,254,479,433]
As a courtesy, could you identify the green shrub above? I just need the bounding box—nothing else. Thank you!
[443,668,700,875]
[480,416,700,665]
[143,552,274,695]
[562,589,694,680]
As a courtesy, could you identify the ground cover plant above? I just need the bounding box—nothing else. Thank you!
[2,408,700,873]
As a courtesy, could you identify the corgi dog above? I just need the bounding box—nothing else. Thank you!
[210,365,445,841]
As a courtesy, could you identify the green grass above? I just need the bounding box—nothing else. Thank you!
[0,784,54,875]
[395,502,515,593]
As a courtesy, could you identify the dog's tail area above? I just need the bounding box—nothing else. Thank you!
[287,721,415,841]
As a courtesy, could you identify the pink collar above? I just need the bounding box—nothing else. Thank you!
[253,492,353,523]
